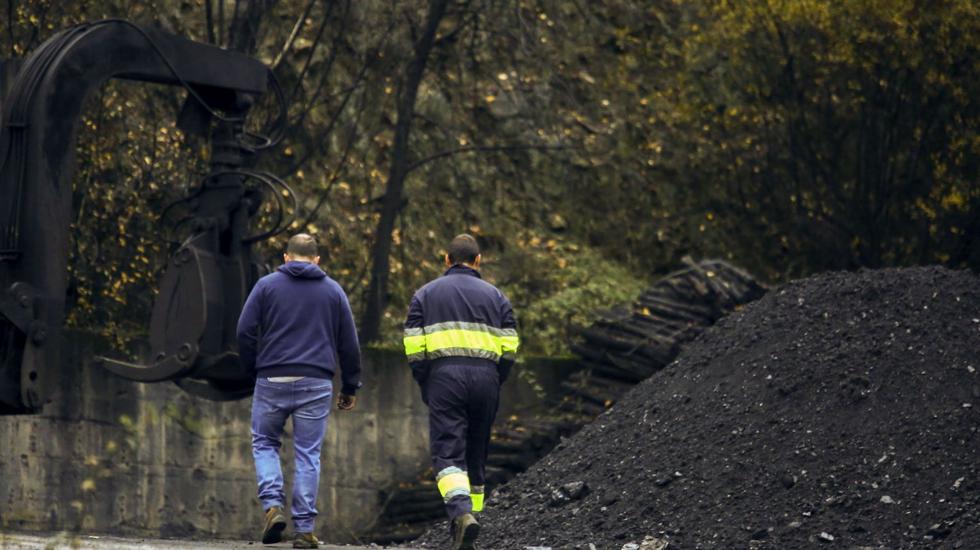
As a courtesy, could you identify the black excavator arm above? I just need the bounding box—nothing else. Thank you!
[0,20,294,413]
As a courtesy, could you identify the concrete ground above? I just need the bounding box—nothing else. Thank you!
[0,532,404,549]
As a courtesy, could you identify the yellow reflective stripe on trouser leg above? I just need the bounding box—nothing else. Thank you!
[470,485,485,512]
[436,466,470,501]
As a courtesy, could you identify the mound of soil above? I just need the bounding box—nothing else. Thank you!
[416,266,980,549]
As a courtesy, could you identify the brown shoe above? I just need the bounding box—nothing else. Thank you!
[452,513,480,550]
[261,506,287,544]
[293,532,320,548]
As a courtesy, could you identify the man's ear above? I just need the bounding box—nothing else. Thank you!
[444,254,452,267]
[284,253,290,263]
[473,254,482,268]
[314,255,321,265]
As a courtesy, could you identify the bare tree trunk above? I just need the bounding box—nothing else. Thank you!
[361,0,450,342]
[204,0,216,44]
[228,0,278,54]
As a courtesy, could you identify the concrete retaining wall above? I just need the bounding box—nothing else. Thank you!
[0,331,575,543]
[0,332,429,543]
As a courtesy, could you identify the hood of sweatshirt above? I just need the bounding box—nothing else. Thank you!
[278,261,327,279]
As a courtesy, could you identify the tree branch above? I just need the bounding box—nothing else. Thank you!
[7,0,15,56]
[405,143,570,175]
[299,93,367,228]
[271,0,317,71]
[229,0,242,46]
[288,1,334,105]
[285,58,371,175]
[229,0,278,55]
[217,0,225,46]
[204,0,216,44]
[290,0,356,129]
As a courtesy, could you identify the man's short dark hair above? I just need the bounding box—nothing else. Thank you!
[447,234,480,265]
[286,233,319,258]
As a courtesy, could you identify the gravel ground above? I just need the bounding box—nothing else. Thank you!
[417,266,980,549]
[0,532,405,549]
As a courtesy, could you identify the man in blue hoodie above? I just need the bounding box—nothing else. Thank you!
[237,233,361,549]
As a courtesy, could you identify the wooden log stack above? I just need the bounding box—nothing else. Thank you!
[362,258,765,544]
[559,258,764,414]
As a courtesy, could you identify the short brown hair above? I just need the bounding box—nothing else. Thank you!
[447,234,480,264]
[286,233,319,258]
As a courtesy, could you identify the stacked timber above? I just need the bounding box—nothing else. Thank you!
[560,258,764,414]
[363,258,765,544]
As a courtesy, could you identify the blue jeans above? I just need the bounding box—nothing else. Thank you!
[251,377,333,533]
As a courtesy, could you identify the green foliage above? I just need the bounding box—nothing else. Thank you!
[660,0,980,276]
[498,238,646,357]
[4,0,977,357]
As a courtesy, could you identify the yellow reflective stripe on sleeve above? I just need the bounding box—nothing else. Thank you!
[425,329,502,355]
[436,467,470,501]
[403,334,426,356]
[470,491,485,512]
[499,335,520,354]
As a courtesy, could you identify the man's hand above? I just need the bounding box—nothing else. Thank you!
[337,394,357,411]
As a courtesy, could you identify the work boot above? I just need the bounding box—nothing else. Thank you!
[261,506,287,544]
[293,533,320,548]
[451,513,480,550]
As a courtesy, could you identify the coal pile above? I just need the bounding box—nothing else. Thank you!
[416,266,980,549]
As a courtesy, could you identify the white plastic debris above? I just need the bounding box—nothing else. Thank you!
[639,536,671,550]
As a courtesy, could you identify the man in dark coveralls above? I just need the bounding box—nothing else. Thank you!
[403,234,520,550]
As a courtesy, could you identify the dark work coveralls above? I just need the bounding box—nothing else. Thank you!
[403,264,519,519]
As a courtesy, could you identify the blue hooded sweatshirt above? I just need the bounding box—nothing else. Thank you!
[236,261,362,395]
